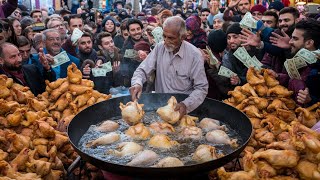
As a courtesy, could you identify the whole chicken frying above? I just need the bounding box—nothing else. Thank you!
[180,126,203,140]
[149,122,175,134]
[179,115,199,128]
[156,96,180,124]
[86,132,120,148]
[127,150,159,166]
[155,157,184,167]
[148,134,179,149]
[125,123,151,140]
[108,142,143,157]
[96,120,119,132]
[192,145,219,163]
[205,130,238,147]
[119,101,145,125]
[199,118,226,131]
[253,149,299,168]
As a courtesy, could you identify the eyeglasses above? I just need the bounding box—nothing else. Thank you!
[51,24,64,29]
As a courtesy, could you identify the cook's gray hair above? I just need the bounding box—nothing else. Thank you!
[163,16,186,38]
[42,28,59,41]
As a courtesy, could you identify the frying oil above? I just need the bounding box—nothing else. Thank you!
[78,111,242,167]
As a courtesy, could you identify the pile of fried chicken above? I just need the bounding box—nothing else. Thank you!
[0,63,111,179]
[217,67,320,180]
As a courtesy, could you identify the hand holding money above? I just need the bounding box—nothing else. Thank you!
[71,28,84,46]
[230,75,240,85]
[239,12,257,30]
[297,88,311,104]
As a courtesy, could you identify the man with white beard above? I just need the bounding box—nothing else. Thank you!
[130,16,208,118]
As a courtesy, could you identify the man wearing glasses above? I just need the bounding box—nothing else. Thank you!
[0,0,17,19]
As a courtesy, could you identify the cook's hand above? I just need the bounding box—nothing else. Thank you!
[38,48,50,70]
[230,75,240,85]
[129,84,142,101]
[174,102,187,119]
[83,64,91,79]
[297,88,311,104]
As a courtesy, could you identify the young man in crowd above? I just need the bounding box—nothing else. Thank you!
[223,0,251,22]
[30,9,42,23]
[262,10,279,29]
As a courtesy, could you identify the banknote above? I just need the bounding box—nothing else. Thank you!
[293,56,307,69]
[92,67,108,77]
[246,57,262,70]
[295,48,317,64]
[218,66,237,78]
[206,46,219,65]
[124,49,138,59]
[101,61,112,73]
[52,51,71,68]
[313,49,320,55]
[151,27,163,43]
[71,28,83,45]
[233,47,251,65]
[285,58,301,80]
[239,12,257,30]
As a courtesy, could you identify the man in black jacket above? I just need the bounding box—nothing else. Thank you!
[0,42,55,95]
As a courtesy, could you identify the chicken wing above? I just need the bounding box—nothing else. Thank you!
[126,123,151,140]
[148,134,179,149]
[108,142,143,157]
[96,120,119,132]
[67,62,82,84]
[156,96,180,124]
[120,101,145,125]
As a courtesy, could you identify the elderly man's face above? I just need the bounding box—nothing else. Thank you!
[0,44,23,71]
[163,26,184,53]
[49,19,67,37]
[45,31,62,55]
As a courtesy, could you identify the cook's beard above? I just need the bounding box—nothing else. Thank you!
[165,45,175,52]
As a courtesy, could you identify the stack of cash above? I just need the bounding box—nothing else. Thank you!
[284,48,319,80]
[206,46,219,65]
[233,47,262,70]
[151,27,164,43]
[218,65,237,78]
[71,28,83,45]
[52,51,71,68]
[124,49,138,59]
[92,61,113,77]
[239,12,257,30]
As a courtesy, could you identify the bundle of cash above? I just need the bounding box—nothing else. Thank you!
[284,58,301,80]
[233,47,262,70]
[218,66,237,78]
[71,28,83,45]
[206,46,219,65]
[92,68,108,77]
[124,49,138,59]
[151,27,163,43]
[239,12,257,30]
[295,48,317,64]
[52,51,71,68]
[101,61,113,73]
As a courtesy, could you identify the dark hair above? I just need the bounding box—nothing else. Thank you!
[30,9,42,17]
[67,14,83,25]
[201,8,210,14]
[126,18,143,31]
[120,19,128,31]
[16,35,31,48]
[279,7,299,19]
[81,30,93,41]
[96,32,112,46]
[295,19,320,49]
[263,10,279,23]
[22,26,33,39]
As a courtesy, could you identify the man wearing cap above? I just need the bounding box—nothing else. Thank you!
[130,16,208,118]
[268,1,284,15]
[250,4,266,20]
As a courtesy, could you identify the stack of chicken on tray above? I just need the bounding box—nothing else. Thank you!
[217,67,320,180]
[0,63,110,179]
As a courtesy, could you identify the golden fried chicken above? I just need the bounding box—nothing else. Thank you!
[296,107,317,128]
[295,160,320,180]
[49,92,72,111]
[179,115,199,128]
[192,144,219,163]
[49,81,69,101]
[126,123,151,140]
[127,150,159,166]
[0,149,8,161]
[279,98,296,110]
[276,109,296,123]
[120,101,145,125]
[217,167,256,180]
[71,90,93,108]
[250,118,261,129]
[248,97,269,110]
[180,126,203,140]
[266,141,296,150]
[45,78,66,90]
[96,120,119,132]
[6,132,31,153]
[10,148,30,171]
[108,142,143,157]
[260,115,288,136]
[263,69,279,87]
[267,99,289,112]
[0,75,11,99]
[228,90,247,104]
[253,149,299,168]
[241,83,258,97]
[86,132,120,148]
[267,85,293,97]
[206,130,238,147]
[254,128,275,144]
[28,94,50,112]
[247,67,265,85]
[0,100,20,115]
[155,157,184,167]
[68,84,93,96]
[156,96,180,124]
[301,133,320,153]
[80,79,94,87]
[256,160,277,178]
[6,108,24,126]
[21,111,39,127]
[34,120,56,138]
[67,62,82,84]
[148,134,179,149]
[149,122,175,134]
[12,87,34,104]
[243,105,263,118]
[254,84,268,97]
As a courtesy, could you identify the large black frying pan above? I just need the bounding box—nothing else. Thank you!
[68,93,252,178]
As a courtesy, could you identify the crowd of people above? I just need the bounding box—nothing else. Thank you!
[0,0,319,117]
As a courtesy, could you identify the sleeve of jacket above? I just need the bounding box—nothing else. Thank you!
[182,51,208,113]
[43,68,56,82]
